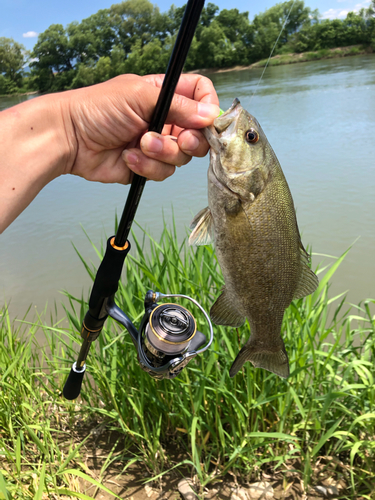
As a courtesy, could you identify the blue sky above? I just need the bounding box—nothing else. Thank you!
[1,0,371,51]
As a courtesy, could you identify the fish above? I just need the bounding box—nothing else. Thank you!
[189,98,318,379]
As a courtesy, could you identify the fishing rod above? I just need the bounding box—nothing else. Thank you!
[62,0,213,400]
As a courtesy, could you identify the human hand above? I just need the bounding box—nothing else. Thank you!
[65,74,220,184]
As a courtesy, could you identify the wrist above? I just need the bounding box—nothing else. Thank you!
[0,93,77,232]
[34,92,78,177]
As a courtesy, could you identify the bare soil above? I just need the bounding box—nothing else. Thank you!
[72,428,351,500]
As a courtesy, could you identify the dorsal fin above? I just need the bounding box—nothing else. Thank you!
[189,207,213,246]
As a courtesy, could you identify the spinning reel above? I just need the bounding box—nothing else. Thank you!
[63,287,213,398]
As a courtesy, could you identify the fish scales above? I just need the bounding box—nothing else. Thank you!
[189,98,318,379]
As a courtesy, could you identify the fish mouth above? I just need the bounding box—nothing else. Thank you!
[203,98,242,150]
[214,98,241,135]
[205,98,244,198]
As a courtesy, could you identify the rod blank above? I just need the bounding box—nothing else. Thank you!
[114,0,206,247]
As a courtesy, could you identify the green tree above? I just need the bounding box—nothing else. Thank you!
[199,2,219,28]
[215,8,252,65]
[67,9,119,64]
[0,37,27,86]
[341,11,369,45]
[216,8,250,44]
[165,4,186,36]
[250,21,280,61]
[70,62,96,89]
[31,24,74,91]
[110,44,127,77]
[251,0,316,57]
[364,0,375,48]
[32,24,72,73]
[124,38,170,75]
[95,56,112,82]
[0,75,18,94]
[111,0,166,53]
[195,21,233,69]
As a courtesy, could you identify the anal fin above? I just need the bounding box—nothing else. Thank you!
[210,288,245,327]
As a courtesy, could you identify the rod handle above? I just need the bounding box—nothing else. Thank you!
[62,362,86,400]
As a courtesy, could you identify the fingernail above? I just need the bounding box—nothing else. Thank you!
[197,102,220,118]
[123,150,139,166]
[141,133,163,153]
[181,134,200,152]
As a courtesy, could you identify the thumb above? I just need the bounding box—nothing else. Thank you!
[127,76,220,130]
[166,93,220,130]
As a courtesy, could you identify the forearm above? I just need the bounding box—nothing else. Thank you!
[0,93,75,233]
[0,74,219,233]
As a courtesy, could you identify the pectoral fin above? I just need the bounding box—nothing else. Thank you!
[293,250,319,300]
[189,207,213,246]
[229,339,289,379]
[210,288,246,327]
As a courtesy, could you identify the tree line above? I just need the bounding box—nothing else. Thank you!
[1,0,375,95]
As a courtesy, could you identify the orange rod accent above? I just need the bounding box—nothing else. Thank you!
[110,237,129,251]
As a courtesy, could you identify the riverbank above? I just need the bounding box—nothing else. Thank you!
[1,225,374,499]
[189,44,374,75]
[0,90,39,98]
[2,46,373,98]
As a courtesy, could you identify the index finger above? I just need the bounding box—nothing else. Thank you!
[142,74,219,106]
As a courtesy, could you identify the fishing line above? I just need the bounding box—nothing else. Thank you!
[250,0,297,102]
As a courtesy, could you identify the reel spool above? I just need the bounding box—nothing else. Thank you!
[137,291,213,379]
[145,303,196,358]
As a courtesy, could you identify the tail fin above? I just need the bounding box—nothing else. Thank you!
[229,341,289,379]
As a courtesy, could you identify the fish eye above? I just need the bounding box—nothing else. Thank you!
[245,129,259,144]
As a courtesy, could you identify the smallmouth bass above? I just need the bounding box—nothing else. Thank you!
[189,99,318,378]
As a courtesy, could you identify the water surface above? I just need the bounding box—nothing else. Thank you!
[1,55,374,321]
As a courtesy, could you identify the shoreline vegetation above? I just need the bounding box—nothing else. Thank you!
[2,46,373,98]
[1,0,375,95]
[0,90,39,98]
[1,224,375,499]
[189,44,374,75]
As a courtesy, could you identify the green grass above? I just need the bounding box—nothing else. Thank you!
[1,222,375,498]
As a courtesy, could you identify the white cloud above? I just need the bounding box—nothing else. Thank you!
[321,1,370,19]
[321,8,350,18]
[355,0,371,8]
[23,31,38,38]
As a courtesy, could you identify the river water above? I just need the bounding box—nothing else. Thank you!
[1,54,375,321]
